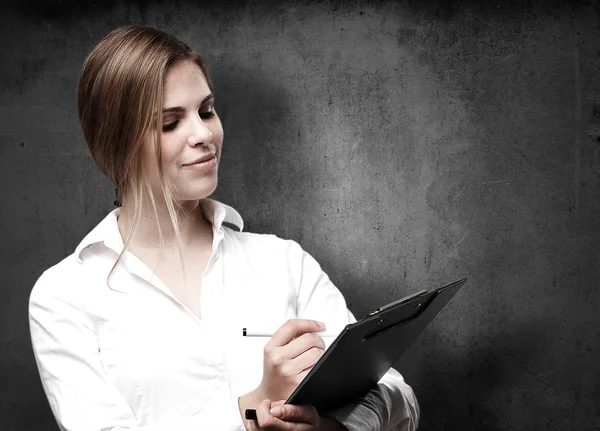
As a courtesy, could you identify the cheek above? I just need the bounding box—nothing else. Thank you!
[160,134,182,166]
[211,117,224,145]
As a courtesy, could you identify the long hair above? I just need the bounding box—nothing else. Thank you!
[77,26,213,283]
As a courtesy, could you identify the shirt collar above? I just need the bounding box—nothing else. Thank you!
[199,199,244,233]
[74,198,244,264]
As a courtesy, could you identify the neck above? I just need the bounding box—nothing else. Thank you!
[118,197,213,250]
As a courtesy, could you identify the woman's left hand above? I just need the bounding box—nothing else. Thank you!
[251,400,348,431]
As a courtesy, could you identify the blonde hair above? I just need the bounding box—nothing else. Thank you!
[77,26,213,283]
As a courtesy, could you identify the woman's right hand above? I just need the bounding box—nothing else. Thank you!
[257,319,327,401]
[243,399,348,431]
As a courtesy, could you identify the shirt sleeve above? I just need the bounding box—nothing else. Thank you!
[290,242,420,431]
[29,269,246,431]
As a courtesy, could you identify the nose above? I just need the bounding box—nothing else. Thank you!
[186,114,213,147]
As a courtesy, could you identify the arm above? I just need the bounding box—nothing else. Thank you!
[29,269,246,431]
[290,242,420,431]
[327,368,420,431]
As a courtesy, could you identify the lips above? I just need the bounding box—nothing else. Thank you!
[183,153,216,166]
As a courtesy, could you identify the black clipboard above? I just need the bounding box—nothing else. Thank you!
[281,278,466,415]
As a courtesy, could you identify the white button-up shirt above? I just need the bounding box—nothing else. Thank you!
[29,199,419,431]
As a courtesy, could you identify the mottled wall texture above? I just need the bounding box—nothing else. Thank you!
[1,0,599,429]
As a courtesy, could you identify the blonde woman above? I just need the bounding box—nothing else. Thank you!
[29,26,420,431]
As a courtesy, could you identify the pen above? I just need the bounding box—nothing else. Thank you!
[242,328,340,337]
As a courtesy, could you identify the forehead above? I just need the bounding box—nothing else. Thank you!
[163,60,210,107]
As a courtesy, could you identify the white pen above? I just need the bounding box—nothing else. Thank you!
[242,328,341,337]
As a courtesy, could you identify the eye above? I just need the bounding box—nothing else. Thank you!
[162,121,179,132]
[199,104,215,120]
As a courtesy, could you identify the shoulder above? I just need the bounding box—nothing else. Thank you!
[30,209,121,310]
[29,253,91,312]
[221,229,323,289]
[223,228,306,259]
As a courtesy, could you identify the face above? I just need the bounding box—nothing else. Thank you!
[146,60,224,202]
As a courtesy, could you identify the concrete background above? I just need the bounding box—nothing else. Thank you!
[1,0,599,429]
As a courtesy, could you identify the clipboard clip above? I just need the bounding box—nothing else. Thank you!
[367,289,428,316]
[362,292,434,342]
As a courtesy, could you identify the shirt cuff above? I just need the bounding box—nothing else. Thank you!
[326,396,381,431]
[325,379,419,431]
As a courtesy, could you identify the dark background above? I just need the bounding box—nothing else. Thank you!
[1,0,599,429]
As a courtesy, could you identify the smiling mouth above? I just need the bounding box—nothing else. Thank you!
[182,153,218,170]
[183,153,216,166]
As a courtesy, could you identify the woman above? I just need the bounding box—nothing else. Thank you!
[29,26,420,431]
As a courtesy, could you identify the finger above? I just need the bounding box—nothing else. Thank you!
[295,368,310,384]
[256,399,281,429]
[257,403,296,431]
[267,319,325,348]
[271,404,319,424]
[271,400,286,407]
[282,332,326,360]
[283,346,324,375]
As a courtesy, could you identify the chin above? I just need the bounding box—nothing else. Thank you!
[183,180,218,201]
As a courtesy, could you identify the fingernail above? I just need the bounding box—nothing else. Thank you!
[270,406,283,417]
[318,321,326,328]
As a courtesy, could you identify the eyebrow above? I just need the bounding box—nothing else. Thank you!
[162,94,214,113]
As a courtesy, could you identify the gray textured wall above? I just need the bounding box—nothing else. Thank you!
[1,1,599,430]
